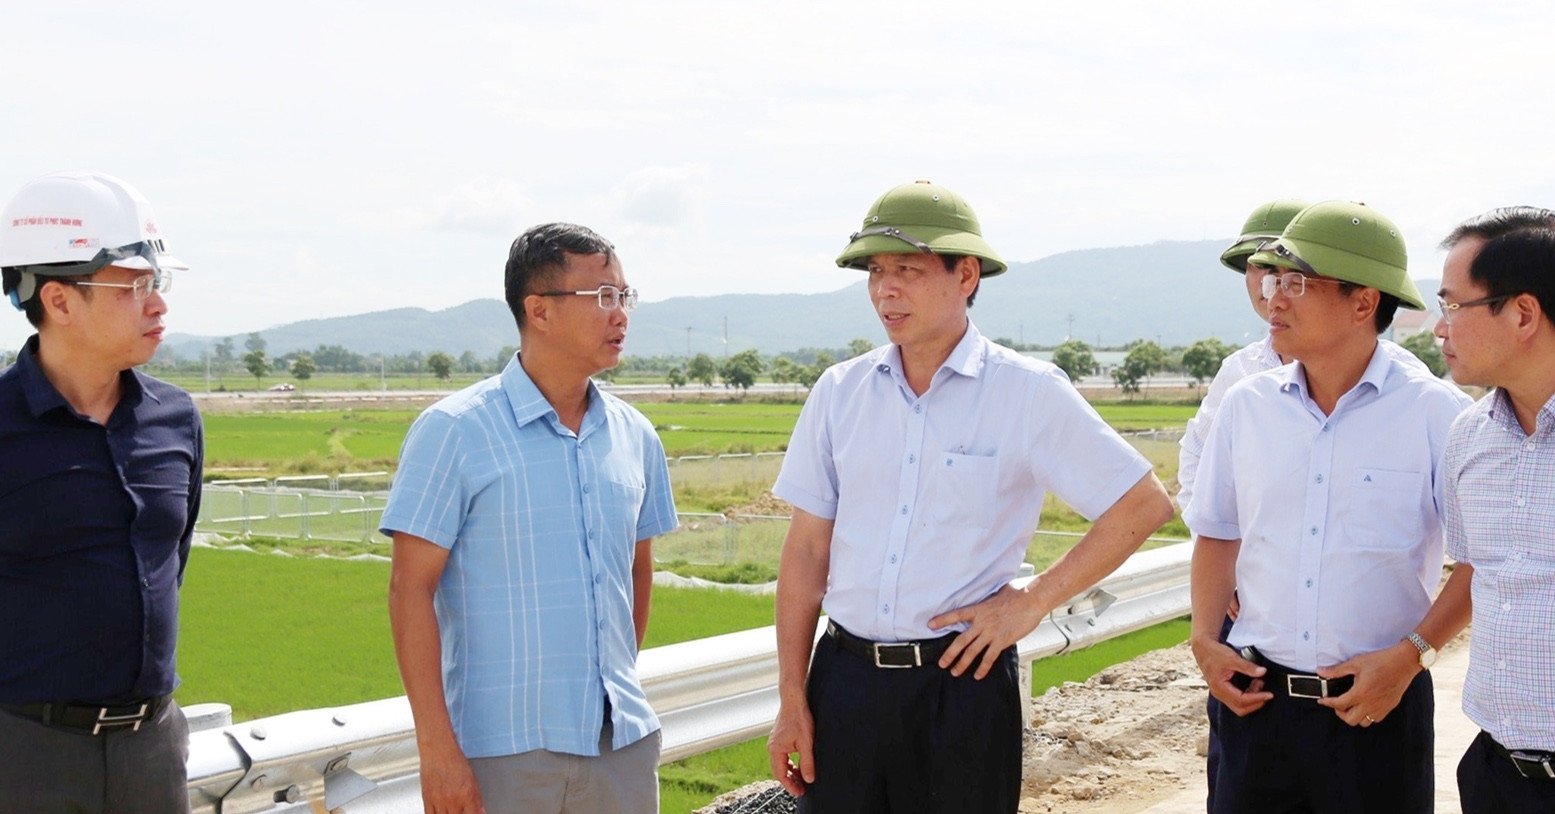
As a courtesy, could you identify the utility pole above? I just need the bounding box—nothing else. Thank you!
[685,326,692,358]
[722,316,728,358]
[1066,312,1075,341]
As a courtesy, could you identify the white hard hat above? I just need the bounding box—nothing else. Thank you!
[1,170,188,307]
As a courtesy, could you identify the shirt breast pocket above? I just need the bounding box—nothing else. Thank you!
[927,452,999,533]
[1345,467,1428,549]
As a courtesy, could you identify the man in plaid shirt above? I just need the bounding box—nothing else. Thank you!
[1435,207,1555,812]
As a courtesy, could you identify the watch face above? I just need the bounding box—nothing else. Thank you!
[1421,649,1438,669]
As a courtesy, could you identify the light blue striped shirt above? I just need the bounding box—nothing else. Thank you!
[1445,389,1555,751]
[381,356,678,759]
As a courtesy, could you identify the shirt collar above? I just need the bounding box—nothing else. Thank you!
[500,353,602,435]
[1252,334,1281,368]
[1486,387,1555,436]
[15,334,146,419]
[873,320,987,393]
[1278,341,1392,401]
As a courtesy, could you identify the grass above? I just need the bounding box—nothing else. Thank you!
[174,547,777,720]
[203,410,419,475]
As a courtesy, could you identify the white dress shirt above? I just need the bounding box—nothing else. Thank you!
[1445,389,1555,750]
[1184,343,1471,672]
[1178,336,1433,531]
[774,322,1152,642]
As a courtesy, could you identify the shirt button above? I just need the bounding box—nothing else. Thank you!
[141,578,151,587]
[1303,631,1310,641]
[1503,602,1512,611]
[889,555,898,564]
[583,484,591,494]
[594,575,602,584]
[901,505,908,515]
[1322,426,1330,432]
[1499,660,1507,670]
[914,405,922,414]
[882,604,890,614]
[1315,474,1324,484]
[1305,579,1313,588]
[1310,526,1319,536]
[908,454,916,464]
[1517,497,1527,506]
[945,458,953,466]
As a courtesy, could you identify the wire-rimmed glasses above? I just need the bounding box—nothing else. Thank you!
[533,284,639,312]
[71,270,173,300]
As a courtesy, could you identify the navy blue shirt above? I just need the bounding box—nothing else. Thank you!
[0,336,203,704]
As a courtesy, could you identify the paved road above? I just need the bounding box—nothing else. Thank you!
[1141,638,1476,813]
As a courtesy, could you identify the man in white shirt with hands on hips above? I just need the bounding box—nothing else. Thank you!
[766,180,1174,813]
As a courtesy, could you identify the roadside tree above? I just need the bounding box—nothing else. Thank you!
[1051,339,1099,382]
[1181,338,1235,388]
[846,338,874,358]
[688,353,718,388]
[722,349,764,394]
[1399,331,1448,378]
[1113,340,1168,396]
[426,351,455,382]
[242,349,269,385]
[666,367,687,390]
[290,353,316,385]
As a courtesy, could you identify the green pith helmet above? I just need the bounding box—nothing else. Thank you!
[1249,201,1426,310]
[835,180,1007,276]
[1220,198,1310,273]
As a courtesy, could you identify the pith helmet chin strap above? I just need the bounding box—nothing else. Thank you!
[847,225,935,254]
[5,240,169,311]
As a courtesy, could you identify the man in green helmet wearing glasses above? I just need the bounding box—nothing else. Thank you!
[1185,201,1472,812]
[766,180,1174,812]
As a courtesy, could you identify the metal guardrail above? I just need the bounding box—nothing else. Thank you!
[184,541,1193,812]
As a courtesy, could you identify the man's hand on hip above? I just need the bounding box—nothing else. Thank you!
[768,700,816,796]
[929,583,1044,680]
[1190,635,1272,717]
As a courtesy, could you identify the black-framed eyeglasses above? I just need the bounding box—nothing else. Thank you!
[70,270,173,301]
[1437,293,1512,324]
[533,284,639,312]
[1260,270,1342,300]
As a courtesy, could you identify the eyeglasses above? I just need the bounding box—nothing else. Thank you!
[533,284,639,312]
[70,270,173,300]
[1260,270,1342,300]
[1436,293,1511,324]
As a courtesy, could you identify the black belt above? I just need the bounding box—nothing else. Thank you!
[1483,731,1555,782]
[1237,646,1354,700]
[0,695,169,735]
[826,621,957,669]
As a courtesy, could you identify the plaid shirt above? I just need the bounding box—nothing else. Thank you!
[1445,389,1555,751]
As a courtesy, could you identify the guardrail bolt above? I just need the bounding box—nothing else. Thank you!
[325,755,350,774]
[250,774,268,790]
[249,726,267,740]
[332,713,348,726]
[274,785,301,804]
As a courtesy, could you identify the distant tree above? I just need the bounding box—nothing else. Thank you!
[666,367,687,390]
[687,353,718,388]
[846,338,874,358]
[290,353,316,384]
[213,337,235,369]
[242,349,269,385]
[1399,331,1448,378]
[721,349,765,393]
[770,356,800,384]
[800,351,836,389]
[313,343,366,372]
[426,351,455,382]
[1181,338,1235,388]
[244,332,266,354]
[1113,340,1169,396]
[1,350,16,367]
[457,350,482,373]
[1051,339,1099,382]
[494,346,517,371]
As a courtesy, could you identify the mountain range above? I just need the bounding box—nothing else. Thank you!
[164,239,1434,359]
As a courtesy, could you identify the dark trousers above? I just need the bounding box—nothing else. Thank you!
[1212,664,1433,814]
[1205,612,1236,812]
[798,630,1022,814]
[1458,730,1555,813]
[0,698,190,814]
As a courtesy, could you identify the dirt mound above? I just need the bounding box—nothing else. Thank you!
[723,491,792,518]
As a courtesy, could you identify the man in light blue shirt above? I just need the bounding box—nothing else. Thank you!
[767,181,1174,813]
[1187,201,1472,813]
[383,223,678,814]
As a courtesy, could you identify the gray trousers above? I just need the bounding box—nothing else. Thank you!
[469,718,661,814]
[0,699,190,814]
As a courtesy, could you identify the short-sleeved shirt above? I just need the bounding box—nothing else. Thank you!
[1184,343,1470,672]
[0,335,204,704]
[774,322,1151,642]
[380,356,678,759]
[1444,389,1555,750]
[1178,336,1431,528]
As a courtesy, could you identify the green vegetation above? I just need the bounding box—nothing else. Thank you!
[203,410,420,474]
[176,547,778,721]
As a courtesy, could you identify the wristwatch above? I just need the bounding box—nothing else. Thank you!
[1405,632,1437,670]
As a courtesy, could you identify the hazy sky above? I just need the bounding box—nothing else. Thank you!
[4,1,1552,351]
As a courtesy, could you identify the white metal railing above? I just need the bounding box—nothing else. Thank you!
[184,541,1192,812]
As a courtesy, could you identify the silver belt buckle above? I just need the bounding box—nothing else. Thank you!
[873,642,921,669]
[92,703,149,735]
[1511,751,1555,780]
[1286,675,1327,699]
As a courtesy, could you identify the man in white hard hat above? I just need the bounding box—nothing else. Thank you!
[0,171,202,813]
